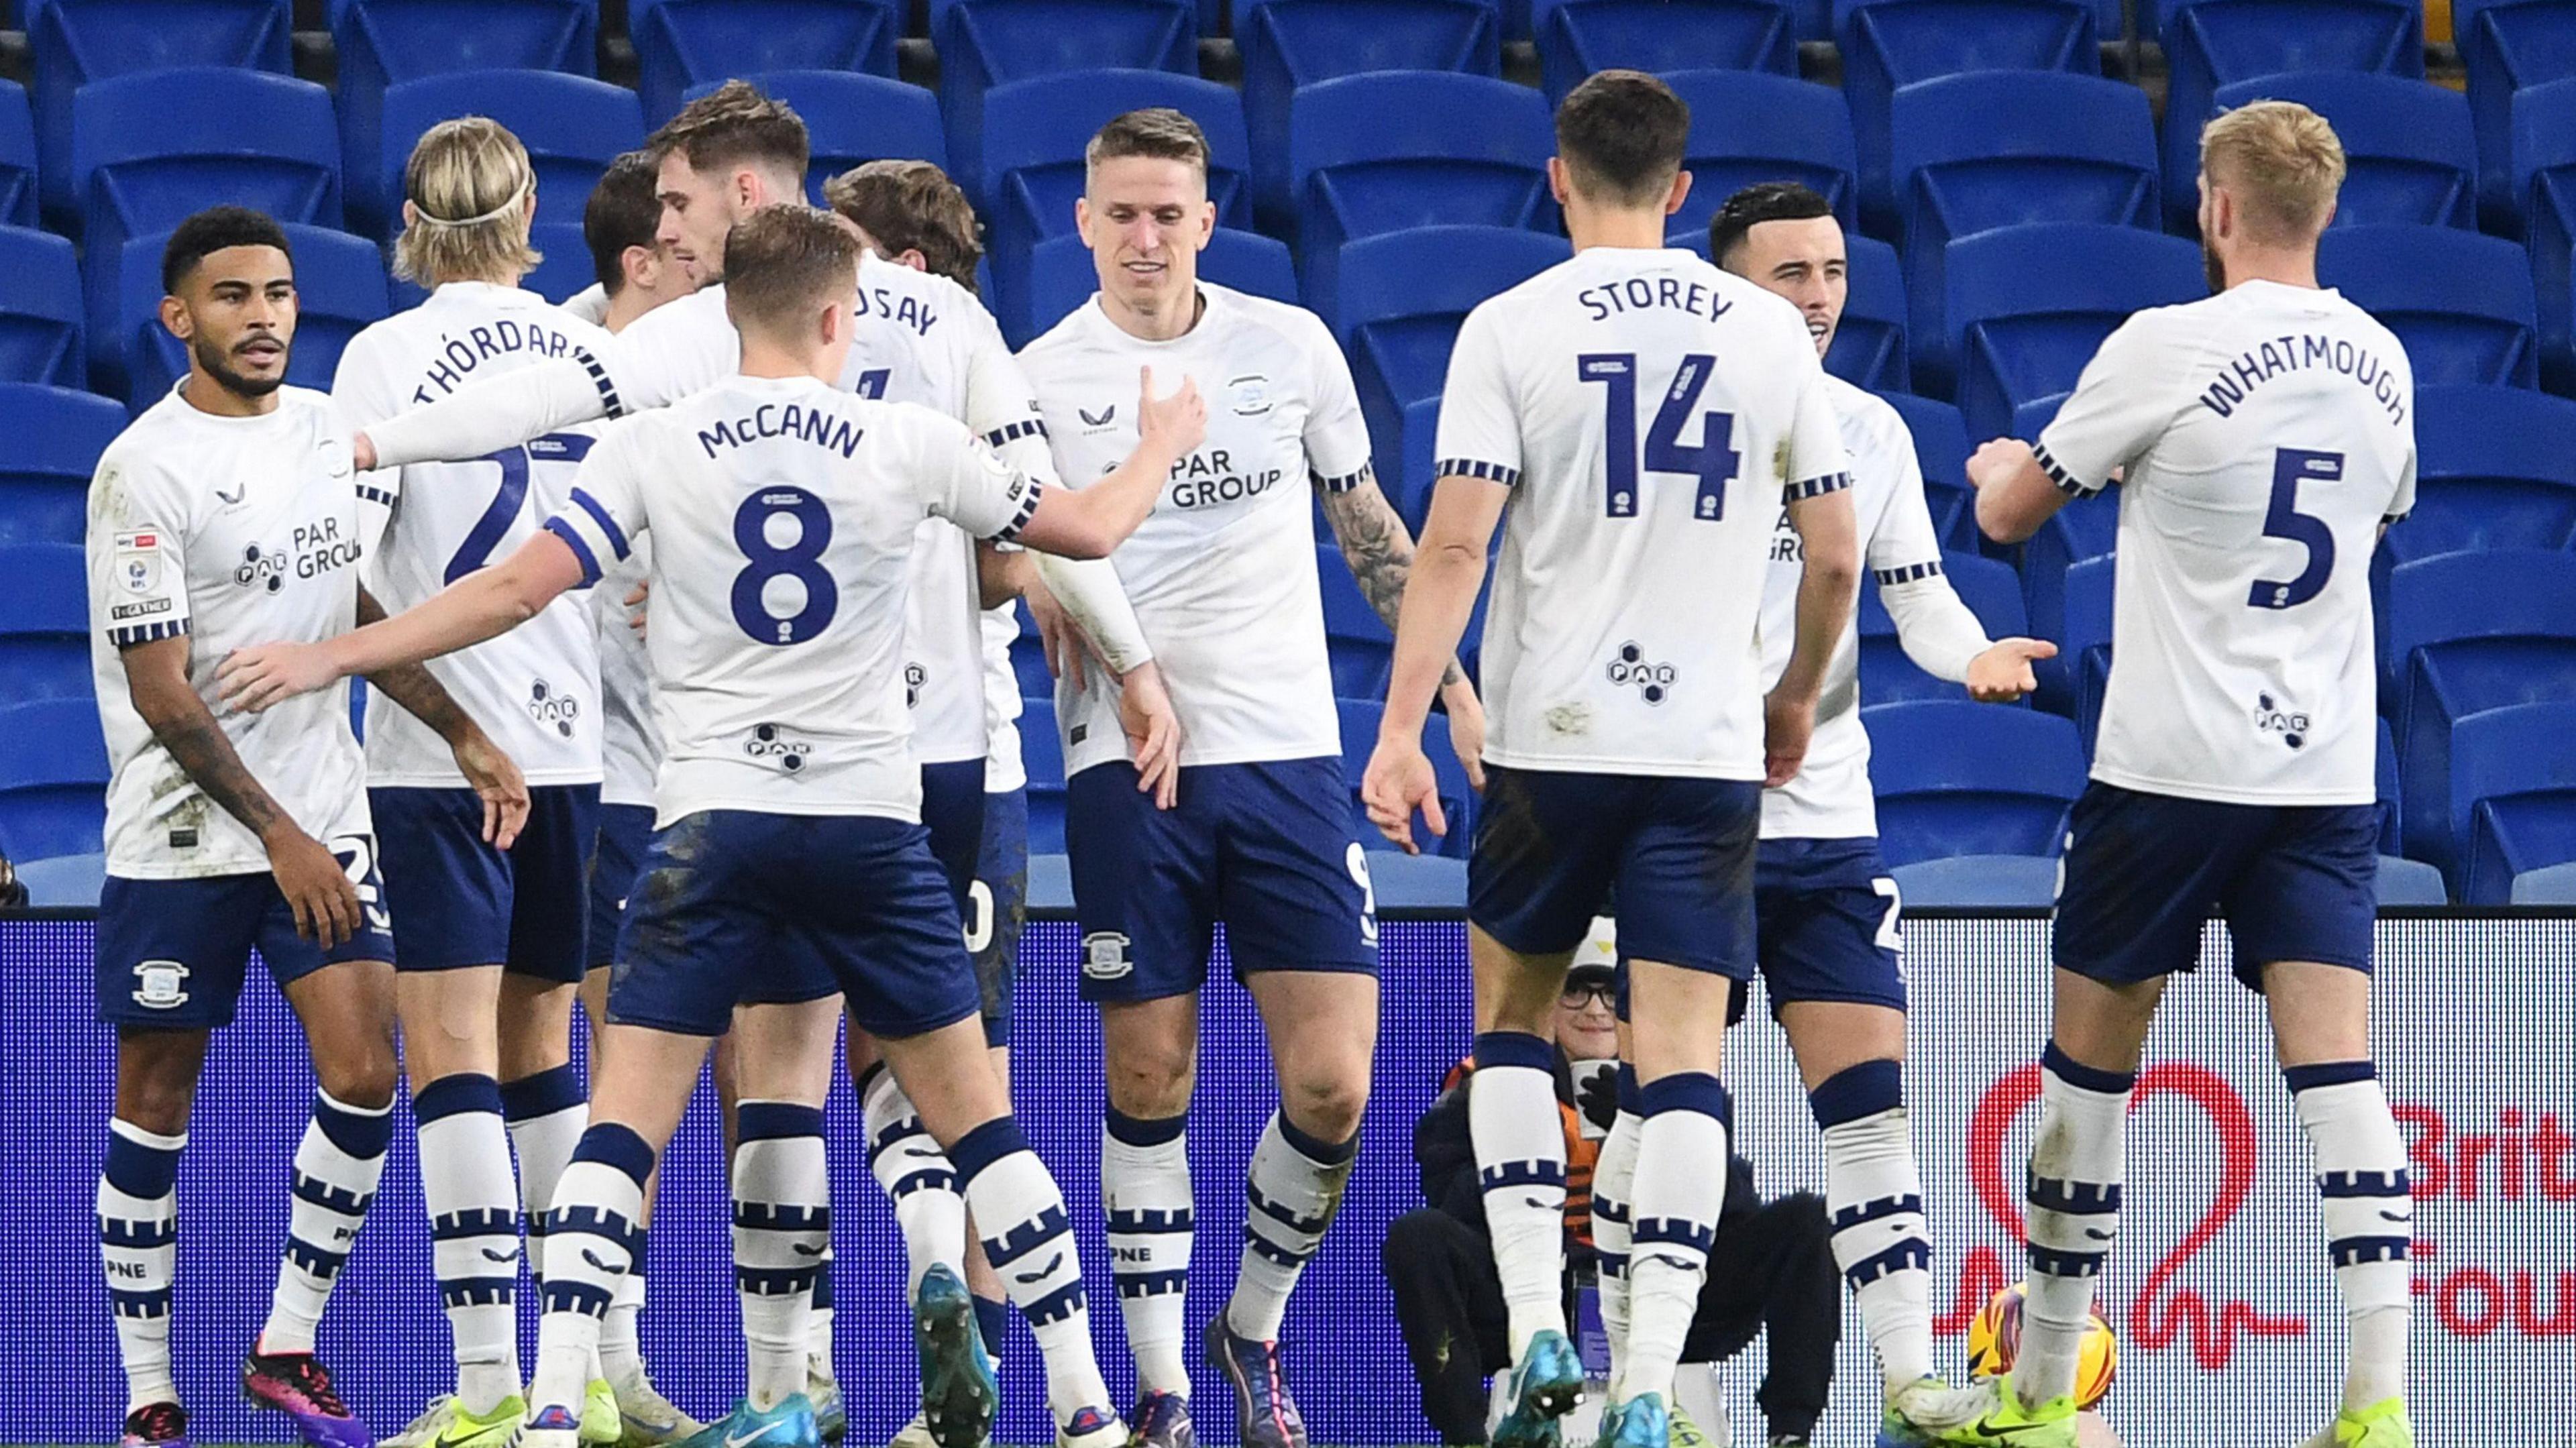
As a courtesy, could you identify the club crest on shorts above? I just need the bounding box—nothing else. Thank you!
[1081,930,1133,981]
[131,960,190,1009]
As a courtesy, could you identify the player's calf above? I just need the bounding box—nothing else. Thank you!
[2013,1046,2132,1415]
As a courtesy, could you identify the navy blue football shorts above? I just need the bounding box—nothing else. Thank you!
[1750,836,1909,1021]
[373,783,599,982]
[97,836,395,1030]
[586,801,656,972]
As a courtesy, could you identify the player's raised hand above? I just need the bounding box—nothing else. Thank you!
[1117,659,1185,809]
[1966,636,2058,702]
[449,728,531,849]
[217,641,341,714]
[266,825,358,948]
[1362,732,1444,855]
[1136,366,1208,459]
[1762,687,1817,788]
[1965,437,2035,492]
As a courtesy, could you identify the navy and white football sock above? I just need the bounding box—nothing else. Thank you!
[1468,1031,1568,1357]
[600,1253,647,1389]
[1812,1060,1935,1388]
[1618,1072,1729,1402]
[2288,1062,2412,1410]
[261,1090,391,1354]
[861,1063,967,1297]
[416,1073,523,1414]
[975,1293,1014,1358]
[1102,1106,1193,1397]
[533,1125,651,1419]
[1590,1072,1644,1387]
[2017,1044,2132,1408]
[1227,1110,1357,1341]
[506,1064,594,1385]
[735,1103,830,1412]
[807,1247,836,1378]
[955,1117,1112,1425]
[99,1119,183,1413]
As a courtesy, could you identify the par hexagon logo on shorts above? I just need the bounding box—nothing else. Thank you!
[1605,642,1677,705]
[1081,930,1133,981]
[131,960,190,1010]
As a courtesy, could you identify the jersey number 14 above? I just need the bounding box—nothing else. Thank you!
[1577,352,1740,520]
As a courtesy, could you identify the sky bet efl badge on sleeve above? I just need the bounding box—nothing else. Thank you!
[115,530,163,595]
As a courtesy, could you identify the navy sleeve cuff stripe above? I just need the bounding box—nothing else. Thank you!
[356,485,396,506]
[983,419,1048,448]
[1874,560,1944,586]
[1313,461,1373,493]
[543,516,604,588]
[107,619,189,647]
[1438,458,1519,486]
[1784,471,1854,501]
[997,479,1043,543]
[2033,443,2099,496]
[574,346,625,419]
[569,488,630,561]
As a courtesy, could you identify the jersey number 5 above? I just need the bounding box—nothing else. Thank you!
[730,486,839,645]
[2249,447,2342,610]
[1577,352,1740,520]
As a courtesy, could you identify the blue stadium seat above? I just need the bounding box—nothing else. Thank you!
[1827,233,1909,394]
[2387,385,2576,564]
[0,695,107,867]
[2205,73,2475,231]
[1856,550,2026,706]
[628,0,899,125]
[1890,852,2060,905]
[2457,0,2576,231]
[1288,72,1553,319]
[1878,391,1976,550]
[1862,699,2086,867]
[14,848,105,905]
[2509,857,2576,902]
[1833,0,2099,233]
[2375,854,2448,904]
[687,72,945,205]
[0,82,35,229]
[2445,702,2576,900]
[2021,484,2116,709]
[1238,0,1503,227]
[368,72,642,241]
[72,69,341,389]
[1011,630,1053,699]
[2159,0,2423,232]
[1019,693,1067,851]
[30,0,292,227]
[977,70,1250,344]
[938,0,1197,205]
[523,222,597,306]
[0,384,122,546]
[1022,227,1294,341]
[2317,225,2540,388]
[1943,223,2204,443]
[2386,550,2576,870]
[117,224,388,410]
[2377,712,2401,854]
[2513,78,2576,386]
[1890,72,2157,395]
[2061,551,2114,747]
[0,226,83,390]
[0,541,87,706]
[1328,226,1570,490]
[1336,697,1472,858]
[1664,70,1858,241]
[1529,0,1794,102]
[333,0,598,238]
[1319,544,1390,698]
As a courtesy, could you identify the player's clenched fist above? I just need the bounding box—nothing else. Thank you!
[1136,365,1208,459]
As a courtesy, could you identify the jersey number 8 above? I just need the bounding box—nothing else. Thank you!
[1577,352,1741,521]
[730,486,839,645]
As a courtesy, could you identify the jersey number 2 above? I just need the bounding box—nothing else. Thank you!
[2249,447,2342,610]
[730,487,839,645]
[1577,352,1740,520]
[444,434,598,583]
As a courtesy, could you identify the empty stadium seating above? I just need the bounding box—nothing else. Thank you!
[366,71,641,239]
[112,223,388,410]
[1943,222,2202,444]
[2392,385,2576,563]
[629,0,900,124]
[0,226,83,389]
[2387,550,2576,872]
[1020,692,1068,852]
[2208,73,2476,229]
[2514,77,2576,386]
[0,384,123,547]
[2447,701,2576,901]
[689,72,946,207]
[0,694,107,869]
[2318,225,2540,388]
[0,540,88,708]
[1664,69,1859,241]
[1023,226,1296,339]
[1863,699,2086,867]
[937,0,1198,207]
[2457,0,2576,231]
[30,0,294,226]
[1878,390,1977,549]
[1530,0,1795,102]
[1238,0,1504,226]
[0,82,34,231]
[1856,550,2027,706]
[2061,550,2114,744]
[2023,486,2116,709]
[1828,233,1910,394]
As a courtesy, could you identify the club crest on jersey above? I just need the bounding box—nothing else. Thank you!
[2253,692,2310,749]
[1228,373,1273,416]
[1605,642,1678,705]
[742,722,812,773]
[114,531,162,594]
[1079,404,1117,432]
[1081,930,1133,981]
[132,960,190,1010]
[527,678,582,738]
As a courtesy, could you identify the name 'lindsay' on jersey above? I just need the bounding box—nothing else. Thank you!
[1436,247,1849,780]
[1018,285,1373,777]
[2035,281,2416,806]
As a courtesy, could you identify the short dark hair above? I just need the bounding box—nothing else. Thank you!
[823,160,983,290]
[722,205,861,339]
[1554,70,1690,208]
[163,205,292,295]
[649,79,809,184]
[586,150,663,294]
[1707,182,1835,270]
[1085,107,1211,184]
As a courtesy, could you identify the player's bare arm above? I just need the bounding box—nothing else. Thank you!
[1769,484,1860,787]
[1968,437,2071,545]
[119,634,360,947]
[350,586,532,848]
[1014,367,1206,560]
[1362,473,1509,854]
[1318,471,1487,787]
[975,540,1032,610]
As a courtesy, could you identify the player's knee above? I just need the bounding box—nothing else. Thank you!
[1104,1044,1194,1117]
[316,1040,400,1112]
[1281,1070,1369,1145]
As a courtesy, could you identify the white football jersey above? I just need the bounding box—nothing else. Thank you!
[87,385,371,879]
[594,531,655,807]
[560,283,610,328]
[1019,284,1372,776]
[1758,374,1959,838]
[1436,248,1849,779]
[543,375,1044,827]
[2037,280,2416,805]
[981,603,1026,794]
[335,282,608,787]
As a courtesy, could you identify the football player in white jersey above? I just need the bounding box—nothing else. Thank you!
[1362,74,1860,1448]
[1704,181,2061,1442]
[87,209,525,1448]
[220,209,1207,1448]
[335,120,638,1448]
[1016,107,1486,1448]
[1952,104,2418,1448]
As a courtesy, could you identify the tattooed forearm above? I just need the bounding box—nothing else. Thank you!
[124,641,292,840]
[1320,477,1467,688]
[355,586,480,744]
